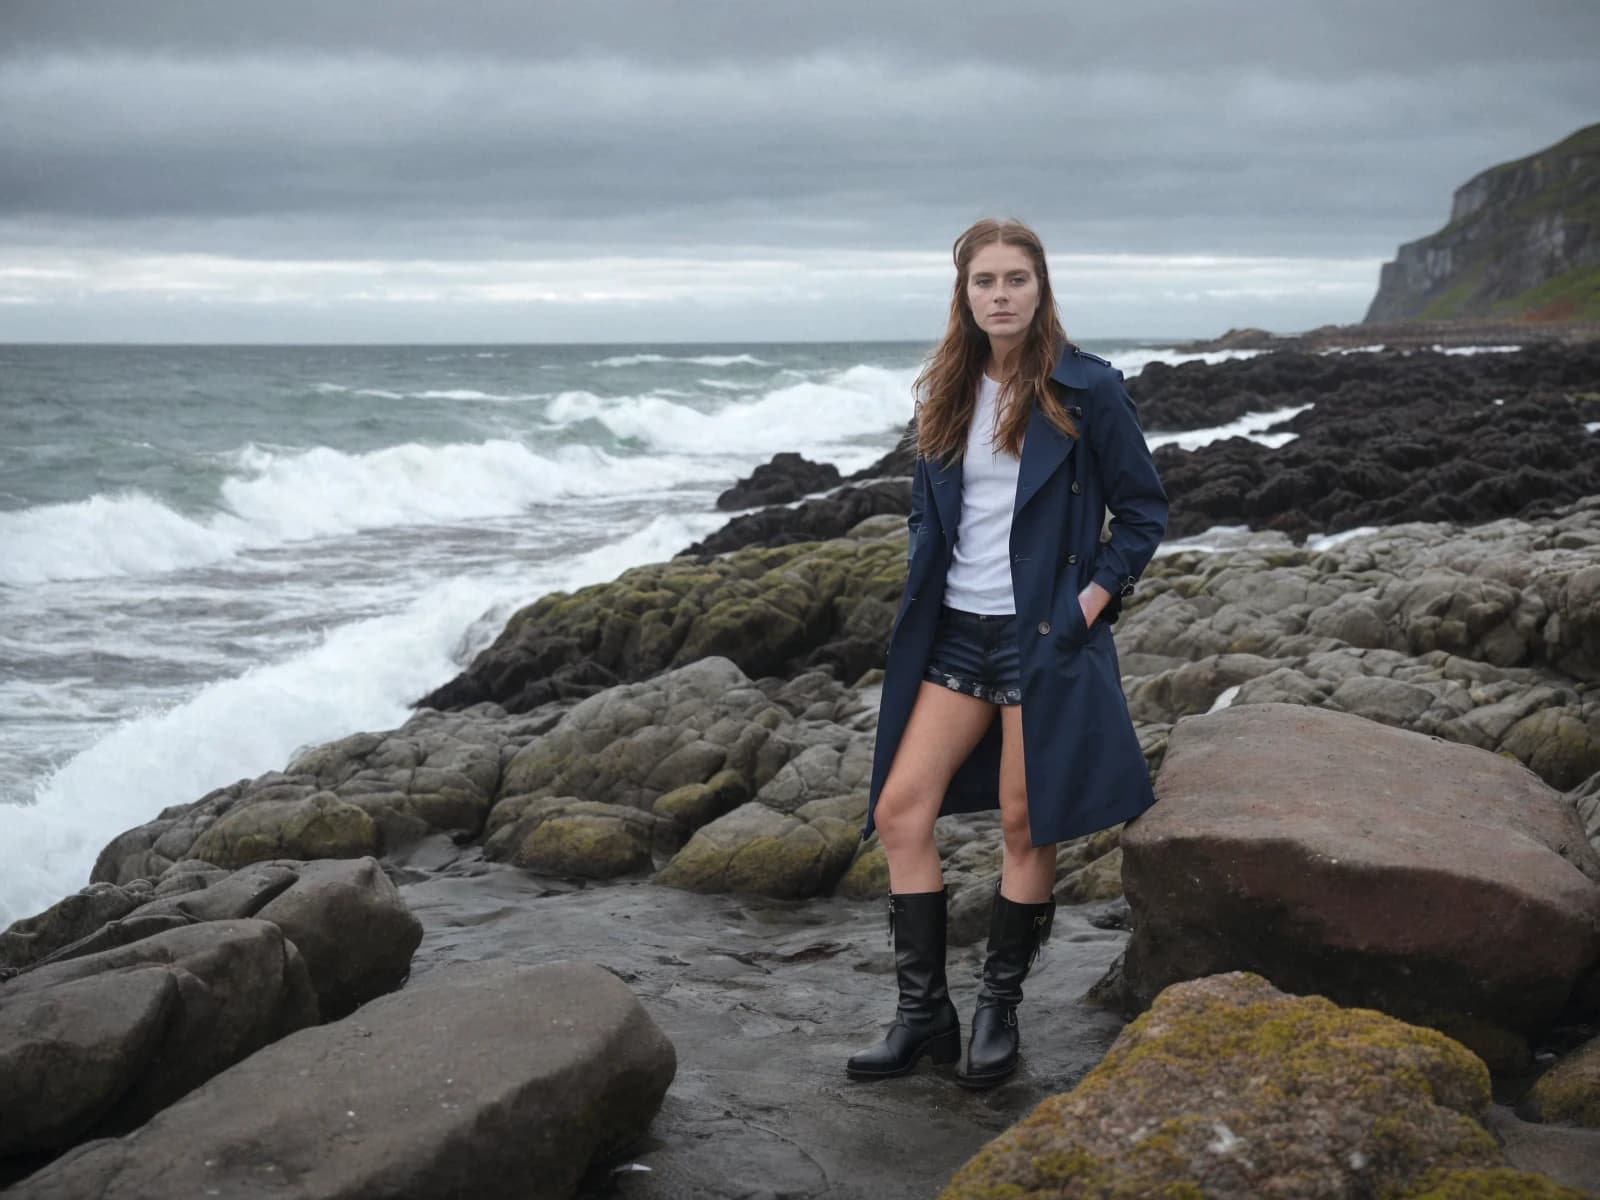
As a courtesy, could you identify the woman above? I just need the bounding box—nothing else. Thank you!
[846,218,1167,1089]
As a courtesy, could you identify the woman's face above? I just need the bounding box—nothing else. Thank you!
[965,242,1040,341]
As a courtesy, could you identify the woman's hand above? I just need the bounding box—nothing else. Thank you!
[1078,581,1113,628]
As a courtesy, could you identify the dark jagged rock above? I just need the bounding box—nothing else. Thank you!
[716,451,842,510]
[1172,318,1600,354]
[845,423,918,482]
[681,478,911,556]
[692,344,1600,560]
[1145,345,1600,540]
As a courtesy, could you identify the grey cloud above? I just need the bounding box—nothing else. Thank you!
[1,42,1594,261]
[0,0,1596,342]
[4,0,1597,74]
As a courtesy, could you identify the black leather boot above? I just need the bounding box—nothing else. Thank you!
[956,884,1055,1089]
[845,887,962,1079]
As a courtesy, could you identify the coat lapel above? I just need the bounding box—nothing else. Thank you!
[927,453,962,541]
[930,347,1087,536]
[1013,401,1076,517]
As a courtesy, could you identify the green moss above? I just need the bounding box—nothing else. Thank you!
[941,974,1504,1200]
[1524,1037,1600,1128]
[515,815,650,879]
[834,843,889,899]
[1396,1165,1593,1198]
[190,794,380,868]
[1490,263,1600,322]
[1419,271,1487,320]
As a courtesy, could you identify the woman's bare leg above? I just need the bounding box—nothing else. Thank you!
[875,681,997,893]
[996,704,1056,902]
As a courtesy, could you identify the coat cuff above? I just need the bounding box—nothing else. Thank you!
[1092,563,1140,598]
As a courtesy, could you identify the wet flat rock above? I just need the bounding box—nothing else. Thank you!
[399,862,1132,1200]
[10,960,676,1200]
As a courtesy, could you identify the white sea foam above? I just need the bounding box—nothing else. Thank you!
[1585,421,1599,434]
[1117,347,1265,377]
[1307,526,1381,550]
[547,365,918,455]
[0,509,722,927]
[589,352,774,368]
[1153,526,1296,556]
[412,388,548,402]
[1145,404,1312,452]
[0,440,702,586]
[1437,344,1521,355]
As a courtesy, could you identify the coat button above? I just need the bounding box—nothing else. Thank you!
[1066,553,1079,564]
[1036,621,1051,636]
[1070,481,1082,494]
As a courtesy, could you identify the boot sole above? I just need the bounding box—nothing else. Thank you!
[953,1061,1017,1090]
[845,1027,961,1080]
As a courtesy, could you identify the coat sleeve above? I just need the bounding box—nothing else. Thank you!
[1086,369,1168,599]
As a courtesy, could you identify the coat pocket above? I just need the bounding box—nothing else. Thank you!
[1054,587,1095,650]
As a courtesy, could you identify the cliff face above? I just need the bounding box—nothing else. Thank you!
[1365,123,1600,323]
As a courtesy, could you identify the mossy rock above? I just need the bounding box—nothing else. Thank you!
[939,971,1502,1200]
[189,793,380,868]
[655,800,860,898]
[1399,1165,1592,1198]
[1520,1033,1600,1129]
[835,841,889,899]
[485,795,667,877]
[513,814,652,879]
[652,769,751,832]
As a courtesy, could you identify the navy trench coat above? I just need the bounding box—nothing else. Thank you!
[860,345,1169,848]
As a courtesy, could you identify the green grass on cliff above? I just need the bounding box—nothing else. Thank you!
[1386,122,1599,322]
[1490,262,1600,321]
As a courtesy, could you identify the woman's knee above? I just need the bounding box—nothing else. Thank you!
[998,790,1035,855]
[874,779,937,848]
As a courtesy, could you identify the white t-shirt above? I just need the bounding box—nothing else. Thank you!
[942,374,1021,614]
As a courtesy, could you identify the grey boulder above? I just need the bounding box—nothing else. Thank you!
[11,960,676,1200]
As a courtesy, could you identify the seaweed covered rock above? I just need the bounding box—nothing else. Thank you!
[939,972,1580,1199]
[1118,703,1600,1069]
[416,531,909,714]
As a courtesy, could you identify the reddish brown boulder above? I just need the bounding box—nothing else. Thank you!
[1120,703,1600,1067]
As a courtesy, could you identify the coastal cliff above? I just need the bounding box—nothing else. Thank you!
[1365,122,1600,323]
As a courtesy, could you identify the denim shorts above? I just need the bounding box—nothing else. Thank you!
[922,606,1022,705]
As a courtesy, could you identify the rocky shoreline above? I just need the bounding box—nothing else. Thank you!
[1171,317,1600,353]
[4,345,1600,1197]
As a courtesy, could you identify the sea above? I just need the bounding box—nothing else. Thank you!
[0,336,1320,925]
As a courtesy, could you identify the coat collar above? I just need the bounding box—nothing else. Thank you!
[925,345,1083,536]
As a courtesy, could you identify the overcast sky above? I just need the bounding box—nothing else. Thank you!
[1,0,1595,343]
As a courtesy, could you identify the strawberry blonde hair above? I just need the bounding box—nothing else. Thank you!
[913,217,1078,464]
